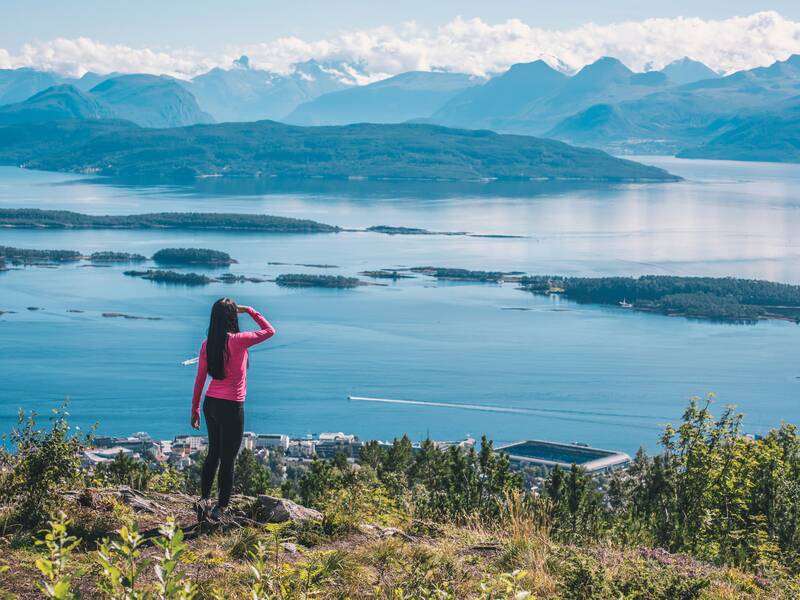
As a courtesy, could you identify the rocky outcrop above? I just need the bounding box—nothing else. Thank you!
[257,495,323,523]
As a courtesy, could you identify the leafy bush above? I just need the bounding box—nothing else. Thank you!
[0,404,91,529]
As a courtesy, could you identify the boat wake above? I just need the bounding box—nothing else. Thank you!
[348,395,667,425]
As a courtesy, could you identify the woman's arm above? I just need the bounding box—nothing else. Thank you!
[191,342,208,419]
[234,306,276,348]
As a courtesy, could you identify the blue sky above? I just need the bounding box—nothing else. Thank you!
[1,2,799,77]
[3,1,797,51]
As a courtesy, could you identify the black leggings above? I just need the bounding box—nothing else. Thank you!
[201,395,244,507]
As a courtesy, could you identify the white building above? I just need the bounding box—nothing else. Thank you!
[242,432,257,451]
[318,432,356,443]
[81,446,135,468]
[173,435,207,452]
[287,439,316,458]
[255,433,290,451]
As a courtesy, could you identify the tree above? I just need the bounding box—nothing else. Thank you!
[299,458,343,508]
[358,440,384,470]
[95,451,152,490]
[544,464,605,543]
[234,448,271,496]
[383,435,414,477]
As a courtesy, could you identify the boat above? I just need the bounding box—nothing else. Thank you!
[619,299,633,308]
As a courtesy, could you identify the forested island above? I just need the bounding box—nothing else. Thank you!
[0,209,339,233]
[152,247,235,266]
[218,273,268,283]
[520,275,800,321]
[0,119,678,181]
[89,251,147,262]
[123,269,212,286]
[360,270,416,280]
[411,267,509,282]
[0,245,81,263]
[366,225,435,235]
[275,274,362,288]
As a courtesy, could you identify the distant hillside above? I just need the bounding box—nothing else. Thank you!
[547,103,643,144]
[0,85,112,125]
[431,60,568,129]
[287,71,480,126]
[678,101,800,162]
[0,68,61,105]
[0,119,678,181]
[187,57,359,122]
[89,74,213,128]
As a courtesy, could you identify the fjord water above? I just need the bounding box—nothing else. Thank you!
[1,157,799,453]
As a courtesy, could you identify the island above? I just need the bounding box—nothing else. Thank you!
[0,119,679,182]
[89,251,147,262]
[0,245,81,263]
[102,312,162,321]
[275,274,361,288]
[218,273,267,283]
[268,262,339,269]
[0,209,339,233]
[519,275,800,322]
[360,270,416,280]
[123,269,212,286]
[152,248,235,266]
[366,225,434,235]
[411,267,507,283]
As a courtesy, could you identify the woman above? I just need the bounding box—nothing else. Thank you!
[191,298,275,521]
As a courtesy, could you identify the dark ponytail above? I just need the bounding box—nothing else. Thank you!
[206,298,240,379]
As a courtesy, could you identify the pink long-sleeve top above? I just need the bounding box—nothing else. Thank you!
[191,307,275,417]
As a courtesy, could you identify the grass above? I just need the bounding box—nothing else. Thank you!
[2,492,798,599]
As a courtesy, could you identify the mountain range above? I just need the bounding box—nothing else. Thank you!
[1,53,799,162]
[546,54,800,157]
[185,57,363,122]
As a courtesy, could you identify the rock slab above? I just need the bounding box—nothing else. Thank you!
[257,495,323,523]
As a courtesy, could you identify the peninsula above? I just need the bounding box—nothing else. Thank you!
[0,209,339,233]
[520,275,800,321]
[0,119,678,182]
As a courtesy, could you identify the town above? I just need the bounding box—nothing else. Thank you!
[84,430,631,487]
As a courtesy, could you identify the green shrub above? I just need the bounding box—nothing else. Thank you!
[0,404,91,529]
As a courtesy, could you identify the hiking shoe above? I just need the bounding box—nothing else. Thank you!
[208,504,230,523]
[194,498,212,522]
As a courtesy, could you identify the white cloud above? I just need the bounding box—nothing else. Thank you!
[3,11,800,79]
